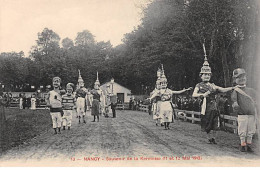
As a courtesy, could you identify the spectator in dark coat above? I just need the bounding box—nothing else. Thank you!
[111,102,117,118]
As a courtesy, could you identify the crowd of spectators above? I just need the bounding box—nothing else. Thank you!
[0,92,46,109]
[174,95,231,115]
[128,95,232,116]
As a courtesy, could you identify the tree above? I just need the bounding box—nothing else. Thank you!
[62,37,74,49]
[30,28,60,57]
[184,0,259,87]
[75,30,95,47]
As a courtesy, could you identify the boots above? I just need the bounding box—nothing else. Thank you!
[211,138,217,144]
[83,116,86,123]
[246,144,254,152]
[239,145,247,152]
[208,138,217,144]
[54,128,57,134]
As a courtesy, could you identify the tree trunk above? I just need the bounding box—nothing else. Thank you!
[248,4,259,89]
[221,48,230,87]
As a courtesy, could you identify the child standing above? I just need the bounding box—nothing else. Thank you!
[62,83,76,130]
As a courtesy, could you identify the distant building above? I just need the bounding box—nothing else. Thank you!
[100,81,132,103]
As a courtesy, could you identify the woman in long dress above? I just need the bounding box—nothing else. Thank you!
[151,78,162,126]
[150,66,192,129]
[90,72,105,122]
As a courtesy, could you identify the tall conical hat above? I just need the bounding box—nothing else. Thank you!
[157,67,162,78]
[78,70,84,84]
[156,78,161,85]
[200,43,212,74]
[156,66,162,85]
[160,64,167,83]
[94,71,100,86]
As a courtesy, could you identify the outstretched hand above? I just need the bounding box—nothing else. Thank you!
[186,87,193,91]
[233,85,240,90]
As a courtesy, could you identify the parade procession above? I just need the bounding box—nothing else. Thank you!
[1,0,260,167]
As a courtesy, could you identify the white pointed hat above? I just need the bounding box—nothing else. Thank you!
[200,43,212,74]
[78,70,84,84]
[94,71,100,86]
[160,64,167,83]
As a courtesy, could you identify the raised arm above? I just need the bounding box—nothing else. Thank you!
[216,86,235,93]
[149,90,159,100]
[192,87,201,98]
[172,87,193,95]
[192,87,210,98]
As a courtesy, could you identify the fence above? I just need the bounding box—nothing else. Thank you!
[115,104,149,112]
[116,103,129,110]
[174,109,238,133]
[139,104,149,112]
[7,98,47,109]
[136,104,238,134]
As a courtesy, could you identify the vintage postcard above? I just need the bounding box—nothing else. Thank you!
[0,0,260,167]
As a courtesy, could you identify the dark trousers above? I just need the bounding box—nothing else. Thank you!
[112,109,116,118]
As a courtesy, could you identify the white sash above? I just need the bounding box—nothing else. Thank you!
[200,83,216,115]
[201,97,207,115]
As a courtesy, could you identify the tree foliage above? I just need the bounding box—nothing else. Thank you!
[0,0,259,93]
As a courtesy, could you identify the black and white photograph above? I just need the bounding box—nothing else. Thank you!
[0,0,260,167]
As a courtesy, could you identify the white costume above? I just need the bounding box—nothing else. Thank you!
[19,97,23,109]
[76,97,86,117]
[49,90,62,129]
[31,97,36,110]
[151,88,161,120]
[75,70,87,120]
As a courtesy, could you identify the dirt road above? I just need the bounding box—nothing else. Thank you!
[1,110,260,166]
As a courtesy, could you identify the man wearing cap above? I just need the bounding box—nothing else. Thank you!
[46,77,65,134]
[192,56,235,144]
[62,83,76,130]
[231,68,257,152]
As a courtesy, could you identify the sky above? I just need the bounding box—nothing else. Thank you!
[0,0,150,56]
